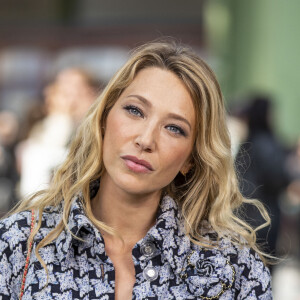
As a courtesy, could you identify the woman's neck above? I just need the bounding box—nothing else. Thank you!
[91,175,161,247]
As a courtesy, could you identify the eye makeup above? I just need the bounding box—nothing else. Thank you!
[165,124,187,137]
[123,105,144,118]
[122,103,188,137]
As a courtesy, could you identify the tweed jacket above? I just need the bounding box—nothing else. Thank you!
[0,182,272,299]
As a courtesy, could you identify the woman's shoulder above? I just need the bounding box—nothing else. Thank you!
[36,204,63,235]
[0,204,62,254]
[0,210,33,249]
[0,210,34,296]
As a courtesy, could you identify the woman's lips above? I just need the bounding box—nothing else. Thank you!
[121,155,154,173]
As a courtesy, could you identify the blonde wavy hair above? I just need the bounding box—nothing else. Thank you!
[12,40,270,274]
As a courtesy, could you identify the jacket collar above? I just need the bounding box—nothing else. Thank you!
[137,195,191,274]
[56,180,191,273]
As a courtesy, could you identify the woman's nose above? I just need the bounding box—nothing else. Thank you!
[134,124,157,152]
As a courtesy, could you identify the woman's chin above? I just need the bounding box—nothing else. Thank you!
[116,178,160,198]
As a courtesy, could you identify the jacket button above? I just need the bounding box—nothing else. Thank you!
[143,266,158,281]
[140,241,156,257]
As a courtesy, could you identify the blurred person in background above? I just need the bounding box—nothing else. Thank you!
[17,102,46,143]
[226,115,248,158]
[18,68,97,198]
[282,137,300,257]
[0,41,272,299]
[53,68,99,125]
[236,96,291,262]
[14,101,46,179]
[0,111,20,215]
[286,137,300,183]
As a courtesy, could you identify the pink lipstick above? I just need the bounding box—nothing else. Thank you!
[121,155,154,173]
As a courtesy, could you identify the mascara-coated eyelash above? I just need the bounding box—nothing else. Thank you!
[123,105,144,117]
[166,125,187,137]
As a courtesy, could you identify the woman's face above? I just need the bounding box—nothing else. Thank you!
[102,67,196,197]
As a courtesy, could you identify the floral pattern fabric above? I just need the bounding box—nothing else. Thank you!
[0,181,272,299]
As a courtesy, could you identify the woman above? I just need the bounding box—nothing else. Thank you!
[0,41,272,299]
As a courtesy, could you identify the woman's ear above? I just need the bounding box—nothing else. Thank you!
[180,161,192,176]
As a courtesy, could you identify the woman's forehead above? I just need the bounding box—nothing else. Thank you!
[120,67,196,124]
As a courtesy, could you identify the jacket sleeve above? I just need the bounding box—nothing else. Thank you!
[236,247,273,299]
[0,212,31,299]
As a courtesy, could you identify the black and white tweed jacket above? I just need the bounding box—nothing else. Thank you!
[0,182,272,299]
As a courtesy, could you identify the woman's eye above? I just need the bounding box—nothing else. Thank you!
[124,105,144,118]
[166,125,186,137]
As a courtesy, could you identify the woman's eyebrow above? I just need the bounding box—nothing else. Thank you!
[167,113,191,130]
[126,94,152,107]
[126,94,191,130]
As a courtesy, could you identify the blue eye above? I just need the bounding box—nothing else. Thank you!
[166,125,186,136]
[124,105,144,118]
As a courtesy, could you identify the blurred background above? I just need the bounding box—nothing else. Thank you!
[0,0,299,298]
